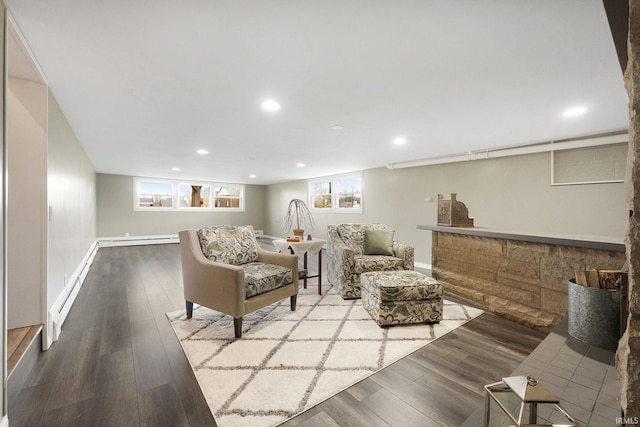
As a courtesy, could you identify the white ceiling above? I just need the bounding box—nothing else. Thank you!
[5,0,629,185]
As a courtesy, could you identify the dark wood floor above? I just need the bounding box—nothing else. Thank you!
[8,241,546,427]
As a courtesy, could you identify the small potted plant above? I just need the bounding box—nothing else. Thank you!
[283,198,314,240]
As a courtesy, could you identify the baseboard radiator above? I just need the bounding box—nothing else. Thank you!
[97,234,179,247]
[98,231,264,246]
[48,241,99,347]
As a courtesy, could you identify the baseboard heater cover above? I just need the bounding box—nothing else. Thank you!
[98,234,179,247]
[48,241,99,347]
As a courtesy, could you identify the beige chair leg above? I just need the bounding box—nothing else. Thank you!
[234,317,243,338]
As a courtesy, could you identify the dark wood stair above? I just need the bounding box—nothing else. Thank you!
[8,325,42,377]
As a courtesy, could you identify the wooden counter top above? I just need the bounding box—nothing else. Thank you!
[417,225,625,252]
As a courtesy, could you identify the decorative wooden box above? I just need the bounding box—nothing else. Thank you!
[437,193,474,227]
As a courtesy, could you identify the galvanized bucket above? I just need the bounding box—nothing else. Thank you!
[567,279,621,351]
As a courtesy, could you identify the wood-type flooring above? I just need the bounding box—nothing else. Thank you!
[8,241,546,427]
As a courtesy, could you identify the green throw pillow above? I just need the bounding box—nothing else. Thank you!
[364,229,395,256]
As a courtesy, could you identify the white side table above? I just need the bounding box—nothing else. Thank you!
[272,239,325,295]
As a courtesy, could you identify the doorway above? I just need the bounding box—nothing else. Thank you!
[5,13,48,372]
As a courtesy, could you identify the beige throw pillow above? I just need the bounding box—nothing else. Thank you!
[364,229,394,256]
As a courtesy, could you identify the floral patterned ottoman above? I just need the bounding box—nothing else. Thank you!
[361,270,444,326]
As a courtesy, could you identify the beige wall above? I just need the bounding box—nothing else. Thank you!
[265,151,627,265]
[96,174,266,237]
[47,91,97,310]
[95,148,627,266]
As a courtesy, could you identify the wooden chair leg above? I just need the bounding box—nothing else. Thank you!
[290,295,297,311]
[186,300,194,319]
[234,317,243,338]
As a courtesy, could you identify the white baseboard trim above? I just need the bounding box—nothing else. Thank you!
[48,241,100,347]
[97,234,179,247]
[1,415,8,427]
[415,261,432,270]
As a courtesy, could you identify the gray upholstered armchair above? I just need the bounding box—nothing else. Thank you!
[327,223,414,299]
[179,225,298,338]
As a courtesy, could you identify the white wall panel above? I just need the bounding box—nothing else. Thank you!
[7,77,47,329]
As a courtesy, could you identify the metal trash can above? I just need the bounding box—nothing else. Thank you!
[568,279,620,350]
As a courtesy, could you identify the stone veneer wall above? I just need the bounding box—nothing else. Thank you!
[431,231,626,333]
[617,0,640,419]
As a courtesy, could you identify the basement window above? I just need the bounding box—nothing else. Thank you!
[134,178,245,211]
[136,179,174,209]
[179,183,211,208]
[308,172,362,213]
[213,185,244,209]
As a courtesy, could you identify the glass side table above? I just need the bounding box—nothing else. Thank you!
[484,376,579,426]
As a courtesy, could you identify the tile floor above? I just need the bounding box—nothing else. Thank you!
[462,318,621,426]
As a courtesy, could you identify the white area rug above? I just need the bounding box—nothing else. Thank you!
[167,285,483,427]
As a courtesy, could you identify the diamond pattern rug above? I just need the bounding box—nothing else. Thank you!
[167,285,483,427]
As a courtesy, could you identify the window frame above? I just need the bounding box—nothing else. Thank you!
[133,177,245,212]
[177,182,212,209]
[212,184,245,211]
[308,172,363,214]
[134,178,176,211]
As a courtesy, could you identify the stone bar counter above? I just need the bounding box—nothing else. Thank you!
[418,225,626,333]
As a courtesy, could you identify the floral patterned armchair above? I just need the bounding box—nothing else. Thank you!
[179,225,298,338]
[327,223,414,299]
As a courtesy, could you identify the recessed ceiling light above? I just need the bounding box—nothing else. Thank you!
[296,162,305,168]
[261,99,281,112]
[171,167,180,171]
[249,174,256,178]
[331,124,344,131]
[196,149,209,155]
[562,106,587,117]
[393,137,407,145]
